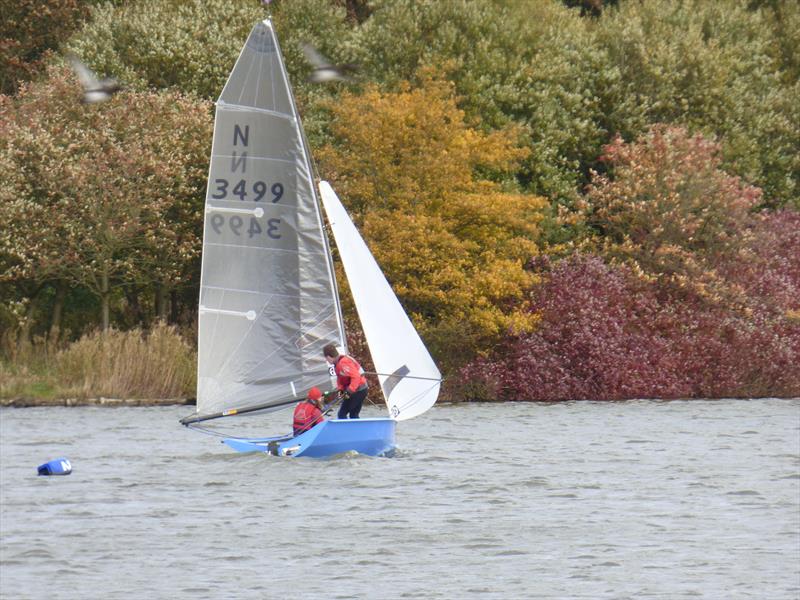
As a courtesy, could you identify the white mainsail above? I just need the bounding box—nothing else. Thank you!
[319,181,442,421]
[195,20,345,418]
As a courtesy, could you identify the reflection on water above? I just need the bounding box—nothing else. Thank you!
[1,399,798,599]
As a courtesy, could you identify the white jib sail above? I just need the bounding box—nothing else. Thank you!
[195,21,345,418]
[319,181,441,421]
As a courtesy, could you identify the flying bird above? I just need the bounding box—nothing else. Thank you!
[67,54,122,104]
[301,43,358,83]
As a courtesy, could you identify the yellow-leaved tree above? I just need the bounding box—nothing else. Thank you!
[316,73,547,370]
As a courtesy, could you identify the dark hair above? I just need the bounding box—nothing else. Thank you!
[323,343,339,358]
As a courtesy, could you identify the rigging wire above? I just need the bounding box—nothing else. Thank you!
[364,370,443,383]
[186,423,231,438]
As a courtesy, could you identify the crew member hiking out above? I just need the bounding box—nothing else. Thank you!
[323,343,368,419]
[293,387,325,436]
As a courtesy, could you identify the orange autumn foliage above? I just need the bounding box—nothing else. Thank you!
[317,74,547,365]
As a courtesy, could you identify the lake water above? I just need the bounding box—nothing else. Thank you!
[1,399,798,599]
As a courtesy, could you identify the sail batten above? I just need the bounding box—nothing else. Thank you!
[217,102,295,120]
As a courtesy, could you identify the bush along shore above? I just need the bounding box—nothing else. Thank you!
[2,1,798,403]
[1,397,195,408]
[0,324,197,405]
[0,0,800,405]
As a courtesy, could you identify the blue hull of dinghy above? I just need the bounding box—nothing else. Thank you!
[222,418,396,458]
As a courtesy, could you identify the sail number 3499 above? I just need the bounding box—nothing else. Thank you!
[212,179,283,203]
[210,178,284,239]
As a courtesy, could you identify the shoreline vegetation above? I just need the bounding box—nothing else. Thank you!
[2,1,798,402]
[3,396,797,409]
[2,323,797,406]
[0,324,197,405]
[2,320,798,406]
[1,397,194,408]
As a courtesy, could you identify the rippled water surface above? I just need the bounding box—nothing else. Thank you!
[1,399,799,599]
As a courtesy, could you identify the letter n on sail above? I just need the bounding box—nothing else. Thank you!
[233,124,249,146]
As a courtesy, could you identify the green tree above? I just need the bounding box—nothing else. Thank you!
[63,0,799,212]
[344,0,798,208]
[64,0,265,100]
[760,1,800,86]
[62,0,357,161]
[63,0,353,102]
[0,63,211,332]
[349,0,616,203]
[594,0,800,208]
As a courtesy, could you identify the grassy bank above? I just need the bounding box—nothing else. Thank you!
[1,323,195,404]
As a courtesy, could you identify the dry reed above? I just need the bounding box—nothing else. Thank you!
[54,323,195,399]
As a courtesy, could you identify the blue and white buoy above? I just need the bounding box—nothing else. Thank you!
[37,457,72,476]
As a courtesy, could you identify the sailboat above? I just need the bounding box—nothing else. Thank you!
[179,19,441,457]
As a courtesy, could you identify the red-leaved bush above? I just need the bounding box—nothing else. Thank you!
[721,210,800,316]
[462,248,799,401]
[462,127,800,402]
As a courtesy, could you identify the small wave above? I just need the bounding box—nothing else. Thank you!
[17,441,66,447]
[386,447,415,459]
[53,568,83,576]
[62,510,96,517]
[13,548,54,559]
[147,510,179,518]
[202,480,231,487]
[520,477,549,487]
[415,454,453,463]
[495,549,528,556]
[488,498,511,505]
[323,450,375,461]
[465,543,501,550]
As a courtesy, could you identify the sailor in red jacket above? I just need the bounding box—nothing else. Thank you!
[323,343,368,419]
[293,387,325,436]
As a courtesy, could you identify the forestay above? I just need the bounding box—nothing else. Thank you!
[195,21,345,419]
[319,181,441,420]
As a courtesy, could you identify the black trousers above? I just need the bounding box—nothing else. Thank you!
[338,387,367,419]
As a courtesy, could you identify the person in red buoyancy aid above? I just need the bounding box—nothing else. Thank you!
[323,343,368,419]
[293,387,325,436]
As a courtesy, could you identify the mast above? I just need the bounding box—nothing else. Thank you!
[269,20,348,356]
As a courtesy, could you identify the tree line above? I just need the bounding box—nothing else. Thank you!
[1,0,798,399]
